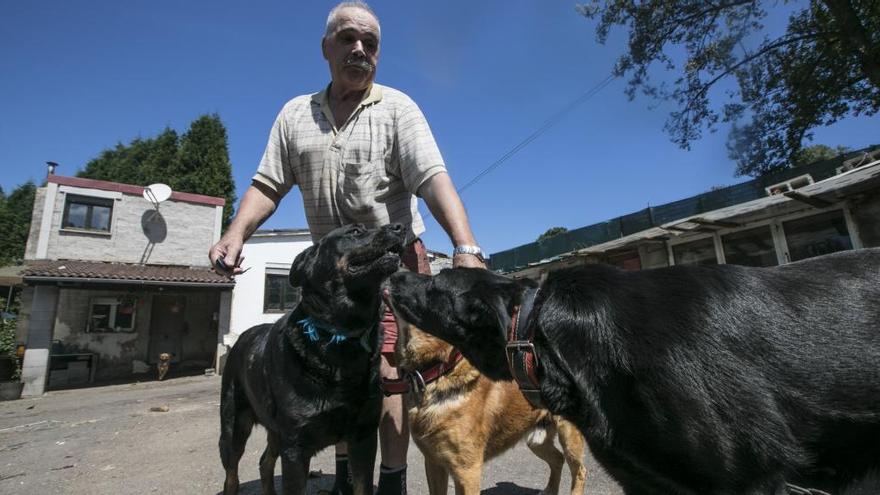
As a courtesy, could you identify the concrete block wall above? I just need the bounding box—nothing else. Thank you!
[43,190,219,266]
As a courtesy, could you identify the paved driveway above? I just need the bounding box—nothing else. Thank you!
[0,375,623,494]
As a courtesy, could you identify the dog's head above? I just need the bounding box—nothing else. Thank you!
[387,267,531,380]
[158,353,172,362]
[289,223,405,336]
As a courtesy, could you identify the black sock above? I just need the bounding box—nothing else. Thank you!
[331,455,353,495]
[376,464,407,495]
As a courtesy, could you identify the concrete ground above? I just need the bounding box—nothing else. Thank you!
[0,375,623,494]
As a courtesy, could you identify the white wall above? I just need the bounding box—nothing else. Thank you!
[227,231,312,345]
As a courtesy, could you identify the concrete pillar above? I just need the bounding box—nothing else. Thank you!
[21,285,60,397]
[215,289,233,374]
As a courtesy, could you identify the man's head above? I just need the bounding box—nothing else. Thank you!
[322,2,381,94]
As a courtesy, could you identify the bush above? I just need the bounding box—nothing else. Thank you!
[0,318,20,380]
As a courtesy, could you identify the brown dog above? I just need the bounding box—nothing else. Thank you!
[157,353,171,381]
[386,303,587,495]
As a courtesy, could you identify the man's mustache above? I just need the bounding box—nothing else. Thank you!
[344,56,375,72]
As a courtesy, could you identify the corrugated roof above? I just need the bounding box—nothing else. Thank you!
[22,260,234,286]
[574,159,880,256]
[490,145,880,272]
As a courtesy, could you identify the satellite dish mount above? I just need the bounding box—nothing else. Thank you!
[143,183,172,220]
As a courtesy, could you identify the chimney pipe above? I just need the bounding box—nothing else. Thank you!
[46,161,59,177]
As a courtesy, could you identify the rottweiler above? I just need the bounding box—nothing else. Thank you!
[219,223,404,495]
[387,248,880,494]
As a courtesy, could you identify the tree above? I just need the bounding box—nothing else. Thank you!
[792,144,849,167]
[538,227,569,241]
[0,182,36,266]
[578,1,880,177]
[174,115,237,229]
[79,114,237,227]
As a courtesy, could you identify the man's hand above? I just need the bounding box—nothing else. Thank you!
[453,253,486,269]
[209,235,246,276]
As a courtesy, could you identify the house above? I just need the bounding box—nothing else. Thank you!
[17,173,234,396]
[225,228,312,359]
[491,146,880,279]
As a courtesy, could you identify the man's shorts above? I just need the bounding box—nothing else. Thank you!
[381,239,431,364]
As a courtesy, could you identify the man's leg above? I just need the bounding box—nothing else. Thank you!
[376,352,409,495]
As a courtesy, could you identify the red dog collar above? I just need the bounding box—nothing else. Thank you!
[506,287,543,408]
[381,350,463,396]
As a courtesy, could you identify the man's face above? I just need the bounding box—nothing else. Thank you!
[322,7,380,93]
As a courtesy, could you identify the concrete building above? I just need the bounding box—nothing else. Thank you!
[17,174,233,396]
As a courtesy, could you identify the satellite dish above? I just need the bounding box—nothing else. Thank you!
[143,183,172,205]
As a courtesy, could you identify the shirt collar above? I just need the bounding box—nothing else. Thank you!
[312,82,383,108]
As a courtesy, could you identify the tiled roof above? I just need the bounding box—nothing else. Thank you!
[22,260,233,286]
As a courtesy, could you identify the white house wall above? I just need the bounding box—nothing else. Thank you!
[227,233,312,346]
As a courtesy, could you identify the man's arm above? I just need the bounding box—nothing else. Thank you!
[208,182,280,274]
[418,172,485,269]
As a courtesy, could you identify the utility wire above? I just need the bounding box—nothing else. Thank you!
[422,73,617,222]
[458,73,616,195]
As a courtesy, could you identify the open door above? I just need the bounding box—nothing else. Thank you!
[148,295,186,364]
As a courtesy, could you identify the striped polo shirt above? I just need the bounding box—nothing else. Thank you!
[253,83,447,243]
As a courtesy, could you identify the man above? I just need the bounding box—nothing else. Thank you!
[208,3,485,494]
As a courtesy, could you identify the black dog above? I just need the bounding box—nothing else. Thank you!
[220,223,404,495]
[387,248,880,494]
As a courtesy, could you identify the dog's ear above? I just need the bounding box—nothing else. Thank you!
[462,281,520,336]
[289,245,317,287]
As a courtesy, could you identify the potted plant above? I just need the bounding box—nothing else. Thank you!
[0,316,23,400]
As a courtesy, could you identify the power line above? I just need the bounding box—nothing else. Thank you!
[456,73,617,194]
[421,73,617,223]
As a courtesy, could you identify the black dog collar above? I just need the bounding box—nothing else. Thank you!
[506,287,543,408]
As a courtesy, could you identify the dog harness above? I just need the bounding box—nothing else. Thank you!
[380,350,463,397]
[506,287,543,408]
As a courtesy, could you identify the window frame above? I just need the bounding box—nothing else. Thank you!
[62,194,114,233]
[87,296,137,333]
[666,203,861,267]
[263,272,300,314]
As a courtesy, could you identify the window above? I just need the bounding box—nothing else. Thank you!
[264,274,300,313]
[783,210,853,262]
[722,226,778,267]
[63,195,113,232]
[88,297,137,332]
[672,237,717,266]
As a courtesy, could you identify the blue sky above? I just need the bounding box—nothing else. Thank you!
[2,1,877,256]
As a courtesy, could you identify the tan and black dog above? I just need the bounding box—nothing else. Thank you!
[219,223,405,495]
[384,299,587,495]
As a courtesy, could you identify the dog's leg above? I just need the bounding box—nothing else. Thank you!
[279,445,310,495]
[219,385,254,495]
[450,463,483,495]
[423,457,449,495]
[259,431,281,495]
[555,419,587,495]
[526,423,564,495]
[346,431,378,495]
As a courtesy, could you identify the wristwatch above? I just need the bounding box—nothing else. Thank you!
[453,245,485,262]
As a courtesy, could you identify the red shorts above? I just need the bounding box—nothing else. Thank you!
[381,239,431,363]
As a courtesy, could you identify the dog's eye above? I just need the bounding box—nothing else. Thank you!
[350,227,365,237]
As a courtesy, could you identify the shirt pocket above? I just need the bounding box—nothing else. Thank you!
[341,159,390,216]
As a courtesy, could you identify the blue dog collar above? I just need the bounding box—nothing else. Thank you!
[298,316,370,350]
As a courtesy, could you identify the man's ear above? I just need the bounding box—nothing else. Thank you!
[321,37,329,61]
[289,245,317,287]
